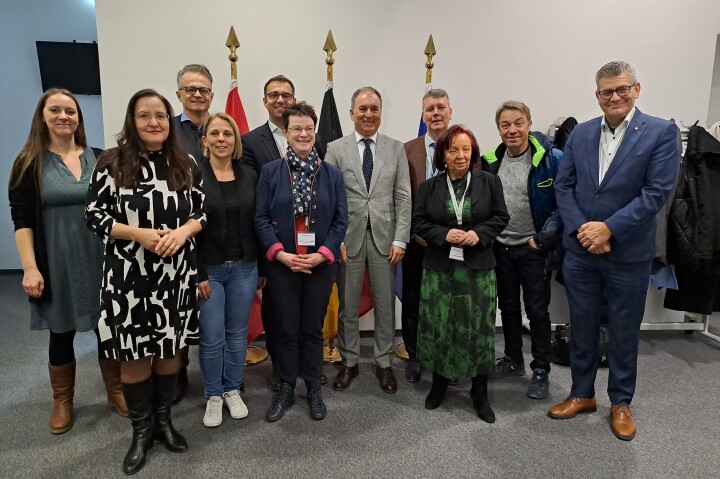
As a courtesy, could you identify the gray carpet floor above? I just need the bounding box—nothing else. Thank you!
[1,271,719,479]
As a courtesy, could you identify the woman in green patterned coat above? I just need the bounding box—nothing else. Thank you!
[412,124,509,423]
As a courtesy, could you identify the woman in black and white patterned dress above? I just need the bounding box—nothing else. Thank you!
[86,89,205,475]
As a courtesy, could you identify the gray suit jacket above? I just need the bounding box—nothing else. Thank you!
[325,132,411,257]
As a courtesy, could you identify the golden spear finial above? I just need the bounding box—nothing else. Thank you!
[323,30,337,82]
[226,26,240,81]
[424,34,436,84]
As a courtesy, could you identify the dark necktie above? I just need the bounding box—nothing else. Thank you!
[362,138,373,190]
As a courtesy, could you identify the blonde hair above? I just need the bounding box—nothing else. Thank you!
[203,113,242,159]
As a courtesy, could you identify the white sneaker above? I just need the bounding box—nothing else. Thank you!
[203,396,223,427]
[223,389,249,419]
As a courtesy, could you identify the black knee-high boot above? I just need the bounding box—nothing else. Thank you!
[425,372,449,410]
[152,373,188,453]
[471,374,495,423]
[121,378,154,475]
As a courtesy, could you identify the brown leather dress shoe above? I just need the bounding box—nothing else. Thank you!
[547,396,597,419]
[333,365,359,391]
[610,404,636,441]
[376,367,397,394]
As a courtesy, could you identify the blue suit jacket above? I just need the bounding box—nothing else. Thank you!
[254,158,348,261]
[554,109,679,262]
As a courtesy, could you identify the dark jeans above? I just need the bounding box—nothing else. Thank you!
[400,240,425,361]
[266,260,336,392]
[494,243,551,372]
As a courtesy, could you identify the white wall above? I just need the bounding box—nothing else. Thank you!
[96,0,719,151]
[0,0,104,269]
[709,35,720,125]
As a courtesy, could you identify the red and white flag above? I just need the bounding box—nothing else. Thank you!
[225,79,249,135]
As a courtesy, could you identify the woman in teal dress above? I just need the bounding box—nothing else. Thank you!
[412,125,509,422]
[8,88,126,435]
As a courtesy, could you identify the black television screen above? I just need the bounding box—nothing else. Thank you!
[36,41,101,95]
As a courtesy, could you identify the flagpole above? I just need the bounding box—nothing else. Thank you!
[227,26,268,367]
[322,30,342,364]
[395,34,436,362]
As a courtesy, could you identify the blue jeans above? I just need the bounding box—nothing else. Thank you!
[198,260,258,398]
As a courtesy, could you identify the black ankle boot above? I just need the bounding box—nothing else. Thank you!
[121,378,154,475]
[152,373,188,453]
[471,374,495,423]
[425,373,449,410]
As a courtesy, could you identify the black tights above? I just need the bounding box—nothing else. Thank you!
[48,329,101,366]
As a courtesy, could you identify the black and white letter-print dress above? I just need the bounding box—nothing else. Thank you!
[86,151,206,361]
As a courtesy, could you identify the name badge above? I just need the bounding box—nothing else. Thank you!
[297,232,316,246]
[449,246,464,261]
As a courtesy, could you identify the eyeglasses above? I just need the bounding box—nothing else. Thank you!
[135,112,170,123]
[597,83,636,100]
[447,147,472,158]
[287,126,315,134]
[179,86,212,96]
[266,91,294,101]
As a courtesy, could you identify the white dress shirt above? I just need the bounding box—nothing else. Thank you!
[268,120,288,158]
[599,107,636,183]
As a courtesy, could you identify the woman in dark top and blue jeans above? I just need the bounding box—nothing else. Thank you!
[196,112,261,427]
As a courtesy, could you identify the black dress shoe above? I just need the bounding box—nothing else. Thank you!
[307,390,327,420]
[332,365,359,391]
[405,360,421,383]
[269,366,280,392]
[265,383,295,422]
[376,367,397,394]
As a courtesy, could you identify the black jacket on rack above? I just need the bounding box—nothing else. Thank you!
[665,126,720,314]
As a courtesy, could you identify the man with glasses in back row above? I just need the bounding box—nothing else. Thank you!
[172,63,215,404]
[175,64,215,162]
[241,75,325,391]
[549,61,679,441]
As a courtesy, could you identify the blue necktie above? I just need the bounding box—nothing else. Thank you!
[362,138,373,190]
[426,141,436,180]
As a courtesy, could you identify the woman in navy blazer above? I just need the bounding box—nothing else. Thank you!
[196,113,260,428]
[255,102,347,422]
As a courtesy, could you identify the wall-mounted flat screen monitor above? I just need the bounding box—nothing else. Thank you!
[36,41,101,95]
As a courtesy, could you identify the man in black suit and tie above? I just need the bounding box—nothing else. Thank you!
[241,75,324,390]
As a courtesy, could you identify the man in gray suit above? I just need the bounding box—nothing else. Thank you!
[325,86,411,394]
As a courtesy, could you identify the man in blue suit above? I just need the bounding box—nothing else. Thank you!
[548,61,679,441]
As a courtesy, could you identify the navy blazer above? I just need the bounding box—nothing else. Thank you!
[240,122,325,176]
[554,109,680,262]
[255,158,348,261]
[412,170,509,271]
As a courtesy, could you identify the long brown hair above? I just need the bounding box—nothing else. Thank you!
[9,89,87,189]
[101,89,192,191]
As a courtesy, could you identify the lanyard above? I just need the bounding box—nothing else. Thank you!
[446,173,470,226]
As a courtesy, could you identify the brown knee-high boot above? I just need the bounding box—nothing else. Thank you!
[99,357,128,417]
[48,360,76,434]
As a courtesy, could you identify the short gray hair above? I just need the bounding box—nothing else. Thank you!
[176,64,213,87]
[423,88,450,105]
[495,100,531,128]
[351,86,382,109]
[595,61,637,86]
